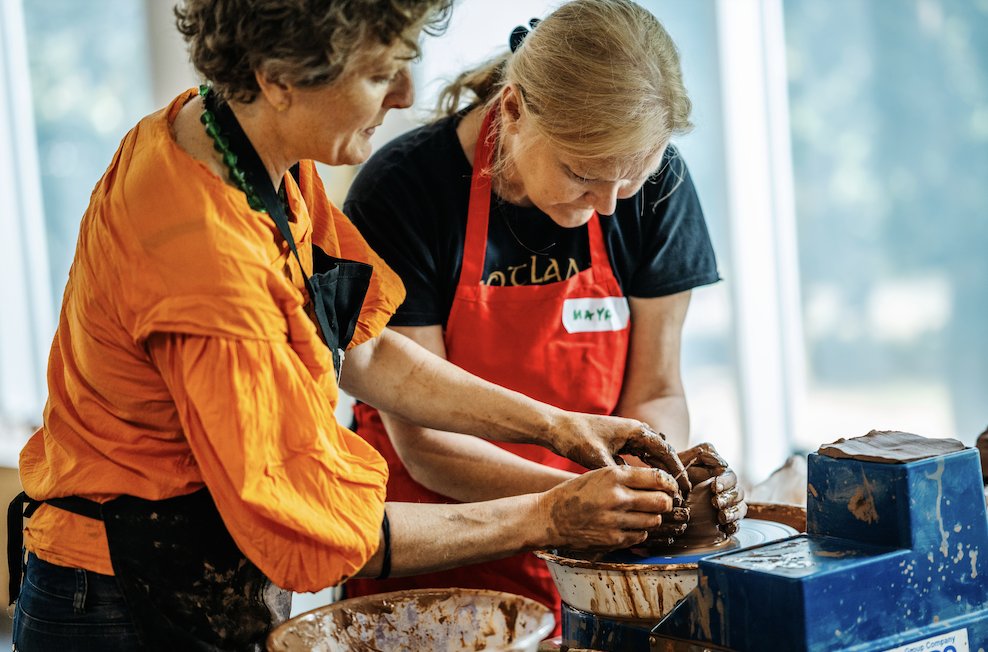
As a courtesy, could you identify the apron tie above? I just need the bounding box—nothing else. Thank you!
[6,492,103,605]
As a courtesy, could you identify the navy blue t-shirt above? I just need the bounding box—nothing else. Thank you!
[345,113,720,327]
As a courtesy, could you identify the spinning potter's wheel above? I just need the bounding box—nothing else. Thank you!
[598,518,798,566]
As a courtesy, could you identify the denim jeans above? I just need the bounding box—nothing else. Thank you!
[12,552,142,651]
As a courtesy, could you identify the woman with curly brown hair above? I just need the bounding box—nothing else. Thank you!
[8,1,690,650]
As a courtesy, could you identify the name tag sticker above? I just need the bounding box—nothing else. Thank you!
[562,297,630,333]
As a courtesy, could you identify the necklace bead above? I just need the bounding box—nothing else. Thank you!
[198,85,267,213]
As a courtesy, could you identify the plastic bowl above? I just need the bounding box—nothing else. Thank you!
[266,587,555,652]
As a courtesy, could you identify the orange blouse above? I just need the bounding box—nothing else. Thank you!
[19,89,405,592]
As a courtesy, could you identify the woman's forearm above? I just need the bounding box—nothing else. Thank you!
[355,465,680,579]
[343,329,691,481]
[355,495,546,578]
[342,329,561,446]
[380,412,577,502]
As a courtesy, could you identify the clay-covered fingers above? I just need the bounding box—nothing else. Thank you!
[628,467,689,542]
[713,484,743,510]
[664,505,690,524]
[549,416,689,502]
[706,467,746,536]
[559,439,616,471]
[715,489,747,537]
[616,466,678,516]
[713,469,738,494]
[717,501,747,530]
[676,443,747,537]
[623,424,691,498]
[623,463,679,493]
[645,505,690,545]
[721,520,741,537]
[547,414,632,470]
[711,472,744,515]
[679,442,728,466]
[678,443,730,484]
[542,466,679,551]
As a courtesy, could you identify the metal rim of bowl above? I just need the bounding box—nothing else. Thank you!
[534,549,700,572]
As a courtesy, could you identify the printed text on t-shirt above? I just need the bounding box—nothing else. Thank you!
[483,255,581,286]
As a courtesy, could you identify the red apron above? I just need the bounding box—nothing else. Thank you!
[347,111,631,630]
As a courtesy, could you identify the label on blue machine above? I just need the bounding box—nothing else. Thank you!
[882,628,969,652]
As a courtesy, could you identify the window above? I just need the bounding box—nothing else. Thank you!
[24,0,156,312]
[0,0,156,462]
[783,0,988,448]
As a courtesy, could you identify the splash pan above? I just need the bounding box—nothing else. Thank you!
[536,519,797,620]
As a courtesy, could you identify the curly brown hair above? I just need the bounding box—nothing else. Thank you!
[175,0,453,103]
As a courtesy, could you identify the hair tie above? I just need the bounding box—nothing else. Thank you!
[509,18,541,53]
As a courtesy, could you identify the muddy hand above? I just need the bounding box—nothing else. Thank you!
[679,443,747,536]
[619,423,691,498]
[547,414,690,497]
[538,466,679,551]
[714,482,747,536]
[645,495,690,542]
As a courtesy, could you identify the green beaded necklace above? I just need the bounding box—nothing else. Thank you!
[198,84,267,212]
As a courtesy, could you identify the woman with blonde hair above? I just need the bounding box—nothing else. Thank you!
[345,0,746,626]
[9,1,698,649]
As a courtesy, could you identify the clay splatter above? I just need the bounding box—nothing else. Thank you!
[847,472,879,524]
[924,459,950,558]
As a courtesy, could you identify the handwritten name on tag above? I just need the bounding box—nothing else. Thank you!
[562,297,630,333]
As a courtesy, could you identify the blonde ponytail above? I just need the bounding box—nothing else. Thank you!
[435,52,510,116]
[438,0,692,168]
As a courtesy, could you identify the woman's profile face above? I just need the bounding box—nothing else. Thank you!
[288,41,416,166]
[503,107,665,228]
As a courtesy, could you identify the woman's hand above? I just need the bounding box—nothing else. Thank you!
[678,443,747,536]
[548,413,691,497]
[537,466,680,550]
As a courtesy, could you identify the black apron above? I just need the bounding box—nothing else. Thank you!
[7,89,373,650]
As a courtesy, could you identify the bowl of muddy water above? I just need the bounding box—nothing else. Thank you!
[266,587,555,652]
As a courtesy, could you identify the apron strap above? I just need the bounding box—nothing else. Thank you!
[6,492,104,605]
[461,108,497,286]
[463,108,604,285]
[203,90,336,352]
[205,91,370,380]
[6,492,32,605]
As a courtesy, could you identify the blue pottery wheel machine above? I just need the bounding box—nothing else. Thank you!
[540,432,988,651]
